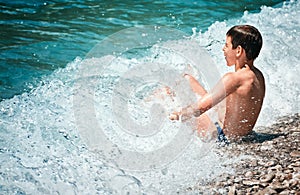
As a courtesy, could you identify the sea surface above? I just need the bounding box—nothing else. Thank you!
[0,0,286,99]
[1,0,300,194]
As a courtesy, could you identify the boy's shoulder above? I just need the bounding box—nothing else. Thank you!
[228,65,254,81]
[238,64,264,80]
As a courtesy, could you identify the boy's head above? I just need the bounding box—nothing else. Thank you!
[226,25,263,61]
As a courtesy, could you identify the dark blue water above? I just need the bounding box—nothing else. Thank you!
[0,0,284,99]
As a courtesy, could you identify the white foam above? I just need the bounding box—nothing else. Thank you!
[1,1,299,193]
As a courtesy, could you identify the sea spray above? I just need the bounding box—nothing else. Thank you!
[1,1,299,194]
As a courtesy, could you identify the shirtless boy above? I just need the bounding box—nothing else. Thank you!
[170,25,265,140]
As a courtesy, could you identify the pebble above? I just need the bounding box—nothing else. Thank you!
[259,173,275,183]
[256,187,277,195]
[228,185,236,195]
[245,171,253,178]
[250,159,258,166]
[264,161,275,167]
[290,150,300,157]
[291,132,300,136]
[233,177,241,183]
[294,173,300,180]
[292,166,300,172]
[270,164,282,171]
[242,180,259,186]
[193,114,300,194]
[291,161,300,167]
[260,145,270,151]
[279,190,291,195]
[269,182,288,190]
[288,179,298,188]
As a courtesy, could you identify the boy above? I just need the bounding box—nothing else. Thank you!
[170,25,265,140]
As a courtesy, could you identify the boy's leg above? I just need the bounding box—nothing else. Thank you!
[148,73,217,139]
[144,86,175,103]
[147,74,204,102]
[184,74,217,138]
[195,113,216,139]
[184,74,207,97]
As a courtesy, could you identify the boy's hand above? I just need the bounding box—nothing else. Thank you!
[169,103,200,122]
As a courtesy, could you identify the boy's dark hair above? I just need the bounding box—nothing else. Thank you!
[226,25,263,60]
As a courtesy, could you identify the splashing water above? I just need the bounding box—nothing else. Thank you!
[1,1,300,194]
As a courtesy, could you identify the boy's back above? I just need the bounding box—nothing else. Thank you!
[223,65,265,137]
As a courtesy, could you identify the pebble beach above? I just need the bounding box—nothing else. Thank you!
[193,113,300,194]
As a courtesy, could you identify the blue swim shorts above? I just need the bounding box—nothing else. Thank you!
[215,122,230,146]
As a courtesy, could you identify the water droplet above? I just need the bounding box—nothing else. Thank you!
[241,119,248,123]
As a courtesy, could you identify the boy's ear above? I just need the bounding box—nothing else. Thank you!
[236,45,243,57]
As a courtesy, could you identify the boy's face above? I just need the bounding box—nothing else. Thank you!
[223,36,236,66]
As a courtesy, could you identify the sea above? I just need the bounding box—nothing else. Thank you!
[0,0,299,194]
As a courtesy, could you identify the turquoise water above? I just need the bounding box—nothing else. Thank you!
[1,0,284,99]
[1,0,300,194]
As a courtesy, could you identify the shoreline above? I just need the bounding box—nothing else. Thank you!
[193,113,300,194]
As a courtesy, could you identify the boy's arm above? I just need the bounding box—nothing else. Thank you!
[170,72,241,121]
[169,74,207,121]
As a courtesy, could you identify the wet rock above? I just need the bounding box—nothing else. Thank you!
[283,169,293,174]
[259,182,268,187]
[279,190,291,195]
[233,177,242,183]
[250,159,258,167]
[285,173,293,180]
[255,187,277,195]
[260,145,271,151]
[228,185,236,195]
[290,190,299,194]
[292,158,300,163]
[269,182,288,191]
[245,171,253,178]
[215,181,222,187]
[293,173,300,180]
[227,179,234,186]
[290,150,300,157]
[258,160,266,166]
[291,131,300,136]
[292,167,300,172]
[290,161,300,167]
[288,179,298,188]
[269,164,282,171]
[275,172,286,182]
[259,174,275,183]
[242,180,259,186]
[264,161,275,167]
